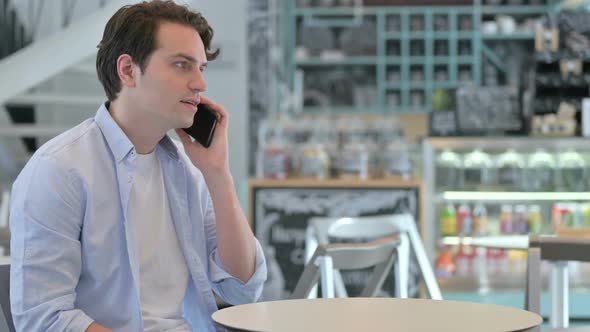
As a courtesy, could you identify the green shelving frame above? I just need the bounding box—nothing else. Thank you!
[284,2,556,114]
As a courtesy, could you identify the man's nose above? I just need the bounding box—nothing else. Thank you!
[189,71,207,93]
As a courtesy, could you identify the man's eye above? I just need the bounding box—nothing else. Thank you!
[175,62,188,69]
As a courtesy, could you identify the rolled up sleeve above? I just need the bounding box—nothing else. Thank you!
[10,155,95,332]
[208,240,267,305]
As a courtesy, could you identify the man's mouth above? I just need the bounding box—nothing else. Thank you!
[180,99,198,107]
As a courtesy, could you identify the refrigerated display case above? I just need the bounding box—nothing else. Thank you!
[422,137,590,318]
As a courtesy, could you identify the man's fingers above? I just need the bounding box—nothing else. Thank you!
[175,129,192,145]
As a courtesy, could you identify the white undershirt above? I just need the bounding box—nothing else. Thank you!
[128,150,191,332]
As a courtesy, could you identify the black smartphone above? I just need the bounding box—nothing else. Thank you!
[183,103,218,148]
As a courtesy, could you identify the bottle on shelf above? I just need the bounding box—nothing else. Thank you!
[528,204,544,235]
[441,203,457,236]
[472,203,488,236]
[457,203,473,236]
[583,204,590,227]
[514,204,529,235]
[508,250,527,276]
[487,214,501,236]
[435,246,456,278]
[500,204,514,235]
[455,245,476,277]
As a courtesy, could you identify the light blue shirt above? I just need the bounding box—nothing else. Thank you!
[9,103,267,332]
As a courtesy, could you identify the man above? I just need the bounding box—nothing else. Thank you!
[9,1,266,331]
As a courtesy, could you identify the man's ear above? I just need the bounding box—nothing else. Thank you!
[116,54,138,88]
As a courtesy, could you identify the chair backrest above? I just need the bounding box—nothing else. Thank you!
[307,213,443,300]
[0,264,14,332]
[291,236,399,299]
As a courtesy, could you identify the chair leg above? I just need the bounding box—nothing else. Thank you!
[395,233,409,298]
[305,228,319,299]
[333,271,348,298]
[406,223,442,300]
[317,256,335,298]
[550,261,569,329]
[525,247,542,332]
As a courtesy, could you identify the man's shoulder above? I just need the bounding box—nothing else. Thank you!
[33,118,104,166]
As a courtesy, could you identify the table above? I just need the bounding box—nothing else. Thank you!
[212,298,542,332]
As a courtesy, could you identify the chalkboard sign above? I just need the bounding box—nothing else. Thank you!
[250,181,422,301]
[455,86,524,135]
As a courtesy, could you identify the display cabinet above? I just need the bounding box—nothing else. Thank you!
[422,137,590,317]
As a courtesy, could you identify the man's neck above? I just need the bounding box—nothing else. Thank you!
[108,99,167,154]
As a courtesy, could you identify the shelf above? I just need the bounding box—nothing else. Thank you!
[434,32,475,39]
[295,56,377,66]
[432,56,474,65]
[482,32,535,40]
[481,5,550,15]
[440,235,529,249]
[385,57,403,65]
[383,32,475,40]
[441,191,590,202]
[294,6,473,16]
[300,106,379,113]
[433,82,461,89]
[384,83,402,90]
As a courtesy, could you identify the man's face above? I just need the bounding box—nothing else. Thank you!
[130,21,208,130]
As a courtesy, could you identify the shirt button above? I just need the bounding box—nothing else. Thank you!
[127,176,133,183]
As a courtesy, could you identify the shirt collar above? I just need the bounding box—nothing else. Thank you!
[94,102,180,163]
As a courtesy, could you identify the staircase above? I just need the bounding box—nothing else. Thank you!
[0,0,137,187]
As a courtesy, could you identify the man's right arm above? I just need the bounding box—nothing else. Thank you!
[10,155,97,331]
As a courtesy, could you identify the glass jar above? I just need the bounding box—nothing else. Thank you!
[435,149,463,190]
[526,149,556,192]
[382,139,412,179]
[299,143,330,180]
[496,149,525,191]
[256,117,292,179]
[558,149,587,192]
[463,149,495,190]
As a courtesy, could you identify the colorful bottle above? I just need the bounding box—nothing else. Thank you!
[500,204,514,234]
[435,246,456,278]
[441,203,457,236]
[514,205,528,234]
[473,203,488,236]
[457,203,473,236]
[528,204,543,235]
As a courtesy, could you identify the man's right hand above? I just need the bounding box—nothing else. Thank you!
[86,322,114,332]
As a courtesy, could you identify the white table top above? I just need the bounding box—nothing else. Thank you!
[212,298,542,332]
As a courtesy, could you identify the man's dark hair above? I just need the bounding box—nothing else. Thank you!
[96,0,219,101]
